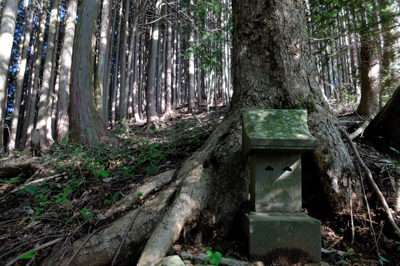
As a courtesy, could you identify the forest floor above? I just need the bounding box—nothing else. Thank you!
[0,103,400,266]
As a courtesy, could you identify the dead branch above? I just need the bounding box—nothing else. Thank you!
[356,162,380,257]
[341,129,400,235]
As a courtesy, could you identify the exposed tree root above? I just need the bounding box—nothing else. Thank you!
[348,115,374,140]
[42,181,179,266]
[105,169,176,217]
[137,115,238,265]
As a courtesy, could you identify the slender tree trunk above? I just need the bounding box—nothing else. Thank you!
[69,0,109,146]
[156,21,163,113]
[127,4,140,121]
[21,0,50,149]
[146,0,162,127]
[118,0,130,122]
[0,0,19,152]
[37,0,59,148]
[133,30,141,122]
[57,0,78,141]
[165,8,172,113]
[111,1,123,127]
[187,0,196,113]
[96,0,112,124]
[47,0,62,141]
[9,0,36,151]
[176,25,181,107]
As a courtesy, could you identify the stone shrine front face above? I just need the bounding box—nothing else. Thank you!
[250,153,301,213]
[241,109,321,263]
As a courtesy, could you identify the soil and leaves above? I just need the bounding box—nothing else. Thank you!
[0,104,400,265]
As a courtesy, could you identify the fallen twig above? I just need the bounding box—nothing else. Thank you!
[5,237,64,266]
[357,162,380,257]
[349,178,355,244]
[329,236,343,249]
[341,129,400,236]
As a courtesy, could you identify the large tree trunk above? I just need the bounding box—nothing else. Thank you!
[0,0,19,152]
[69,0,109,146]
[366,84,400,150]
[42,0,361,265]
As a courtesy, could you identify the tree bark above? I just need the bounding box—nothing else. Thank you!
[146,0,162,128]
[187,0,196,113]
[118,0,130,122]
[96,0,112,125]
[57,0,78,141]
[111,0,123,127]
[37,0,60,148]
[9,0,32,152]
[0,0,19,152]
[357,34,381,116]
[165,7,172,113]
[21,0,50,149]
[365,84,400,150]
[69,0,109,146]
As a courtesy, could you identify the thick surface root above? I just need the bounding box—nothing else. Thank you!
[105,169,176,217]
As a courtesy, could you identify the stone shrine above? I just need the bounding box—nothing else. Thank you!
[241,109,321,263]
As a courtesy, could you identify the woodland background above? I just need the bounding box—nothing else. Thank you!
[1,0,400,265]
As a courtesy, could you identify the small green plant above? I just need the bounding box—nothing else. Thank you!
[104,192,121,205]
[378,256,389,265]
[137,191,144,198]
[18,250,36,260]
[391,232,400,257]
[202,249,222,266]
[17,185,36,196]
[80,208,95,221]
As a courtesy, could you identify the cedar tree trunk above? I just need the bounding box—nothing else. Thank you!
[69,0,109,146]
